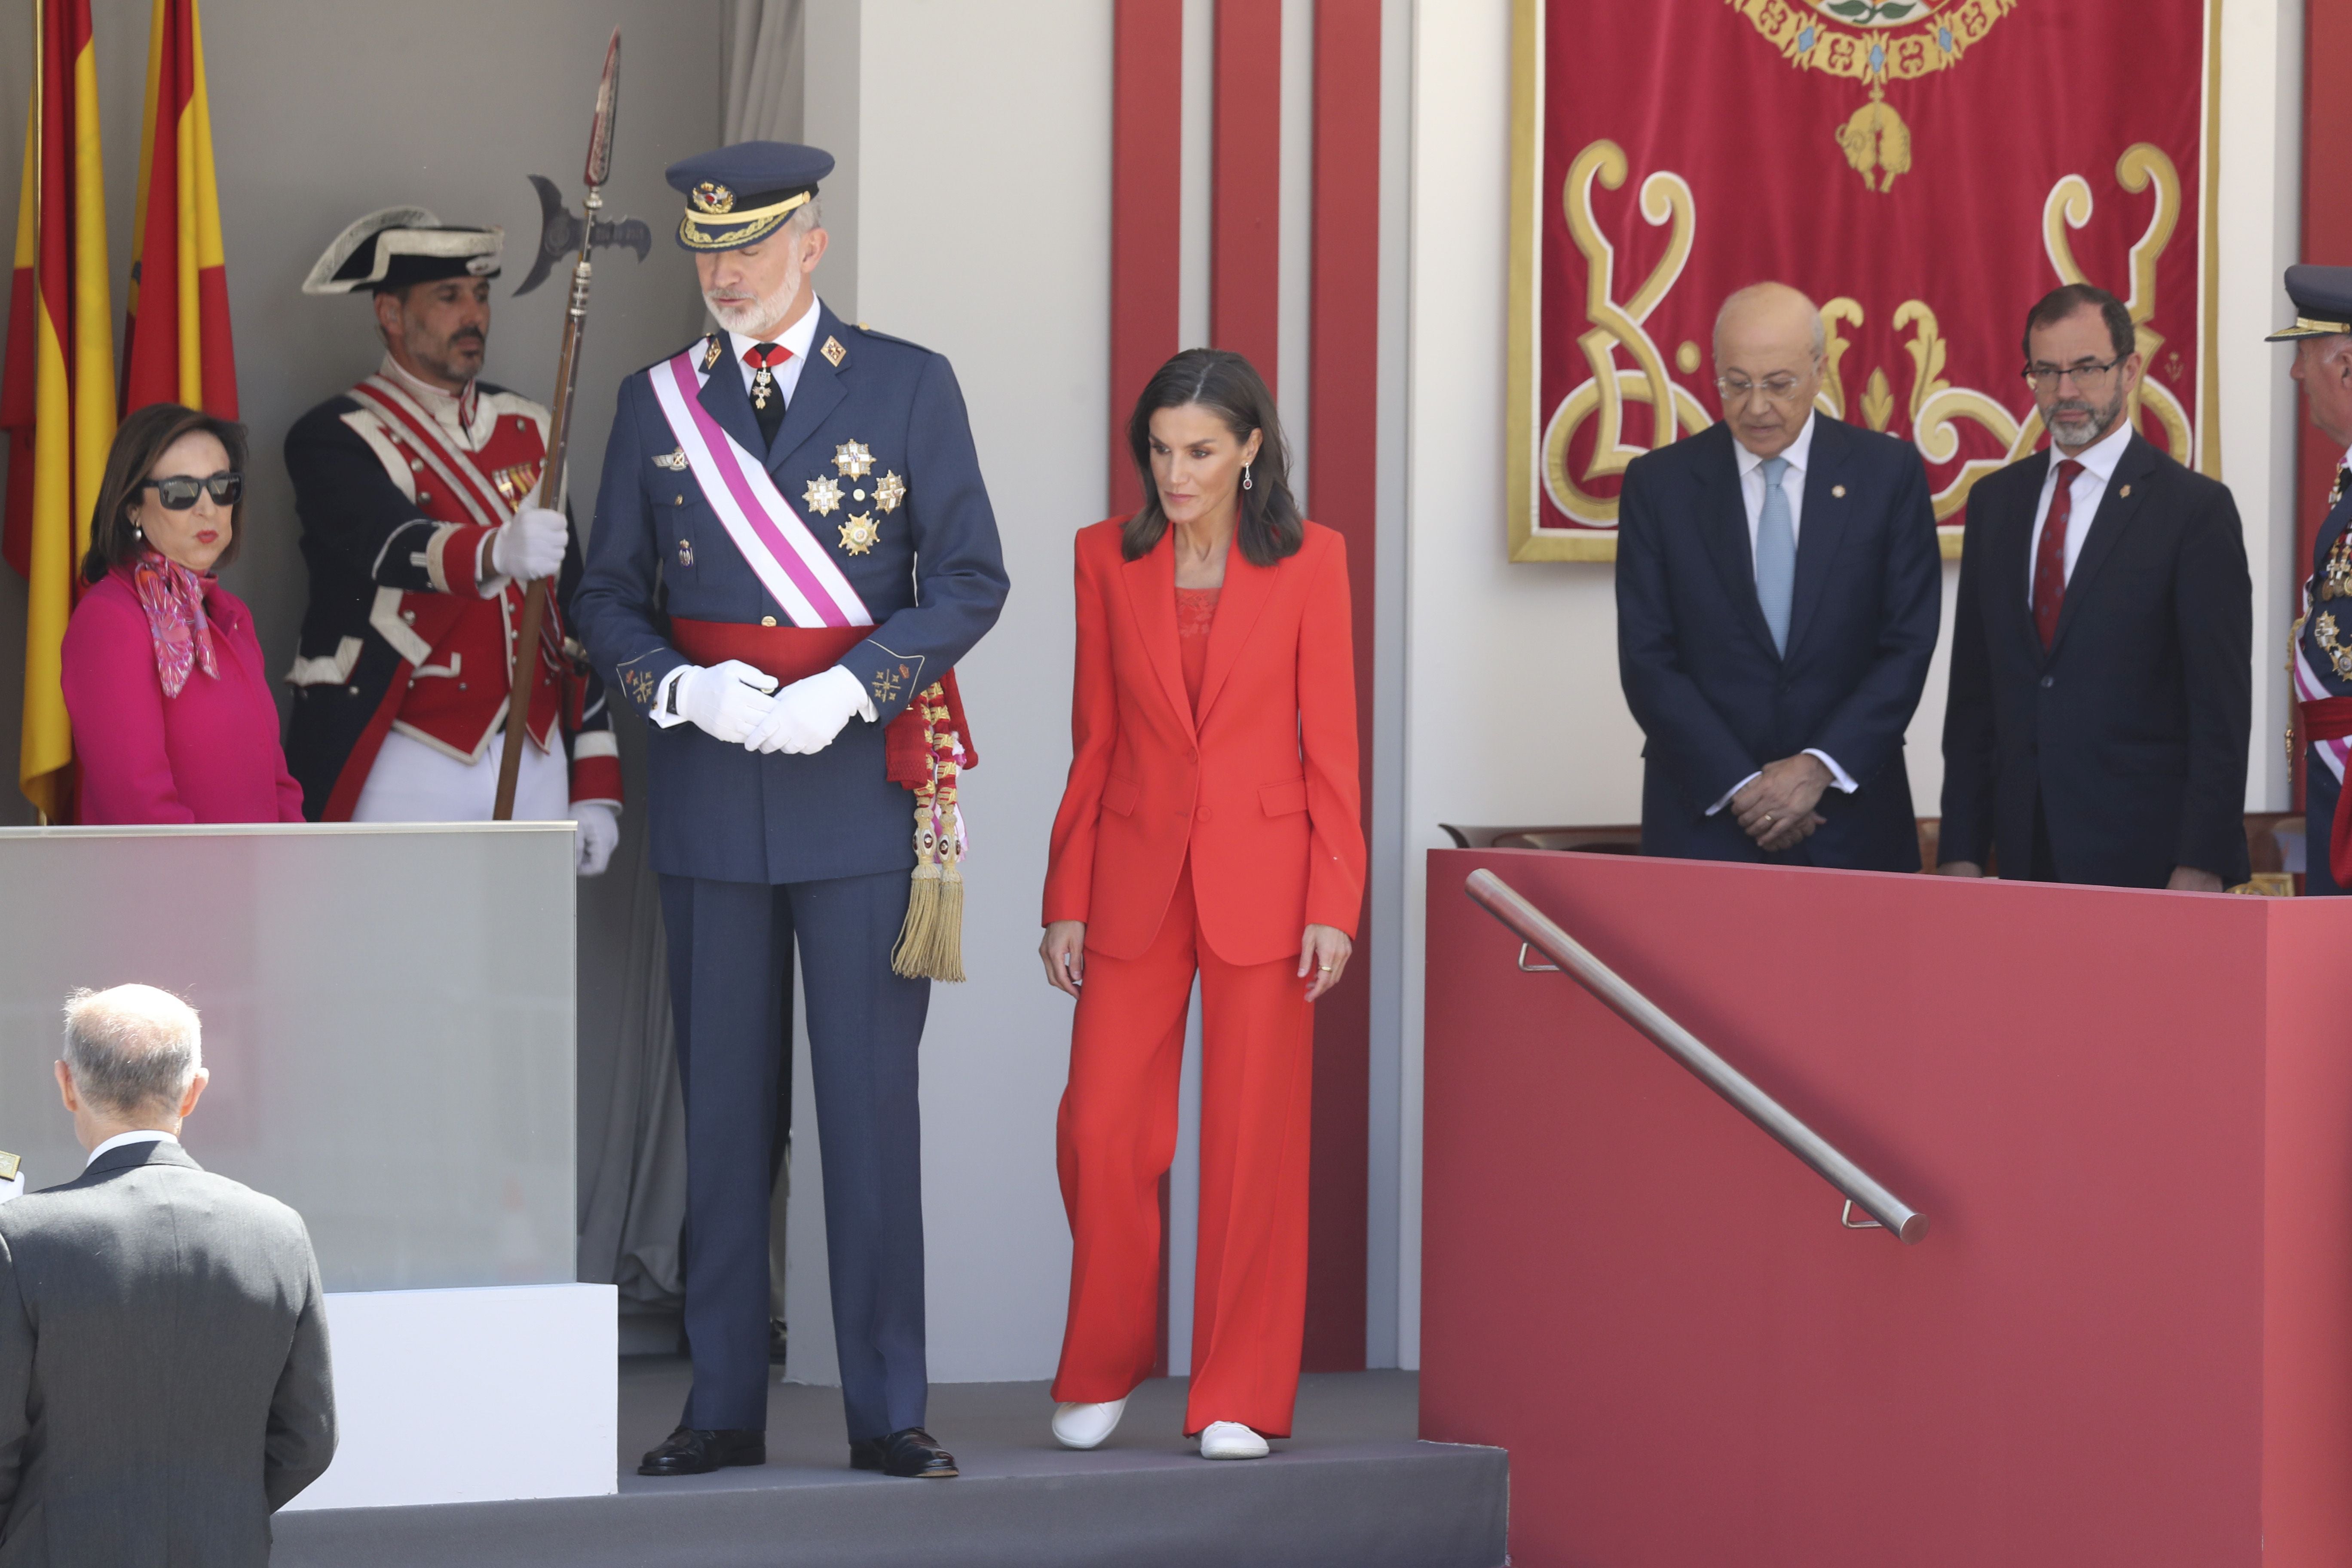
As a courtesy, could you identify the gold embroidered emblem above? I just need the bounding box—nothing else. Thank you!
[700,335,725,372]
[653,448,690,471]
[804,474,844,515]
[677,538,694,568]
[621,667,659,709]
[490,462,544,507]
[2317,612,2352,680]
[821,335,847,368]
[870,664,908,706]
[833,440,876,478]
[838,512,880,556]
[692,181,736,214]
[874,471,906,513]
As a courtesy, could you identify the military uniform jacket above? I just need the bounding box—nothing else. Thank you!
[574,305,1009,885]
[281,360,621,821]
[2295,458,2352,787]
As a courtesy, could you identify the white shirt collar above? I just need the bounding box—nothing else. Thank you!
[1733,410,1817,480]
[728,294,823,368]
[377,352,484,441]
[2051,415,2134,482]
[86,1129,178,1168]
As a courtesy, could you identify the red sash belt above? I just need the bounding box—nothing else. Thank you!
[2300,696,2352,885]
[669,617,976,789]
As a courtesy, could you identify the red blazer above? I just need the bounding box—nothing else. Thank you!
[1044,518,1365,965]
[61,570,306,825]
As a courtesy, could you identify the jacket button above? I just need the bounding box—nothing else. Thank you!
[2040,675,2054,688]
[761,616,778,627]
[1198,806,1215,822]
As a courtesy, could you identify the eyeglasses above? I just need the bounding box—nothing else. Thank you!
[2022,358,2124,392]
[140,471,243,509]
[1715,374,1808,405]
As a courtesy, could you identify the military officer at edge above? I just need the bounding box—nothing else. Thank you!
[573,142,1009,1479]
[2278,265,2352,895]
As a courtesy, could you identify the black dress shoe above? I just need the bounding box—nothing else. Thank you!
[848,1427,959,1478]
[638,1426,766,1476]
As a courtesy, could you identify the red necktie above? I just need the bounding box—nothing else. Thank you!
[2032,458,2084,650]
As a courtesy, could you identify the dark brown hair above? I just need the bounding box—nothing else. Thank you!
[83,402,249,582]
[2021,283,2135,366]
[1123,349,1304,566]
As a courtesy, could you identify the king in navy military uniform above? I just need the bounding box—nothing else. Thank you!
[282,208,622,872]
[2277,264,2352,895]
[574,142,1008,1479]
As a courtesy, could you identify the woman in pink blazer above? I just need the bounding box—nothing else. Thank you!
[61,403,305,824]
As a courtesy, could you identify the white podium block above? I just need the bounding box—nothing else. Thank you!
[284,1283,618,1510]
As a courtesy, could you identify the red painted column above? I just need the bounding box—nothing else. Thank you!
[1111,0,1185,518]
[2296,0,2352,815]
[1212,0,1282,388]
[1301,0,1380,1374]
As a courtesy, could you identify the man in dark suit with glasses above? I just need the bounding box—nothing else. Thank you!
[1617,281,1942,870]
[1938,282,2251,888]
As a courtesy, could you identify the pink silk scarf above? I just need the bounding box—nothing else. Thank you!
[129,549,219,698]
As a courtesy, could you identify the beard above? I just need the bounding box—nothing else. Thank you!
[703,264,802,337]
[2047,383,2127,449]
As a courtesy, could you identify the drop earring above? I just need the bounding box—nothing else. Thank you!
[1242,463,1254,492]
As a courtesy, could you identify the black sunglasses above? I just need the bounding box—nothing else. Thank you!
[140,471,243,510]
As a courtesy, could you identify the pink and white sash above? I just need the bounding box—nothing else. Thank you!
[649,349,873,629]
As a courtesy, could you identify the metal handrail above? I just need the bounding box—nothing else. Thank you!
[1465,868,1928,1244]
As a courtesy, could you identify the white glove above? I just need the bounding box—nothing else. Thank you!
[573,802,620,877]
[489,505,568,585]
[744,665,870,755]
[676,660,779,744]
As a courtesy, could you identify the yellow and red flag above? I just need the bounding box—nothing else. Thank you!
[121,0,235,417]
[0,0,117,819]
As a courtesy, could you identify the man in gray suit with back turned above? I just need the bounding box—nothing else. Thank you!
[0,985,336,1565]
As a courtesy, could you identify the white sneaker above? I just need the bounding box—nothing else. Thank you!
[1051,1397,1128,1450]
[1197,1420,1270,1459]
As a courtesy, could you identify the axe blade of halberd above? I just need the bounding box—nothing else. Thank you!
[514,174,649,295]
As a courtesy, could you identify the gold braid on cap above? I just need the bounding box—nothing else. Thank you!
[677,190,813,252]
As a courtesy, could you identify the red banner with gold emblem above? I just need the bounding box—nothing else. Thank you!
[1507,0,2218,561]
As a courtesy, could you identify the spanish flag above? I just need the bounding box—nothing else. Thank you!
[0,0,116,820]
[121,0,235,418]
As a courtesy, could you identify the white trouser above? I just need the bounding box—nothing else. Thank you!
[349,727,570,823]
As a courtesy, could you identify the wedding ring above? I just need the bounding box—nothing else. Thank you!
[1319,963,1334,971]
[1762,812,1776,825]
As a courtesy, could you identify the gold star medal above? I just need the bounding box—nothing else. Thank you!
[838,512,881,556]
[833,440,875,479]
[803,474,843,515]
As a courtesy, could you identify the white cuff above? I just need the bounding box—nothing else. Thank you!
[650,665,695,729]
[1804,749,1858,793]
[1706,771,1761,817]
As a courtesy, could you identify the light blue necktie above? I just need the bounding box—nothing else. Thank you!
[1754,455,1795,655]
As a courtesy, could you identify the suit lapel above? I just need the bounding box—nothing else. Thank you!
[2049,432,2156,655]
[1194,541,1278,725]
[1120,532,1198,742]
[693,335,769,465]
[767,305,848,470]
[1693,426,1780,658]
[1999,449,2053,666]
[1783,417,1853,660]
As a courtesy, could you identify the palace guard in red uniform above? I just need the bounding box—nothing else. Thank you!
[282,208,622,871]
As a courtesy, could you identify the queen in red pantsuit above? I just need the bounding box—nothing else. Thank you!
[59,403,305,825]
[1040,349,1364,1460]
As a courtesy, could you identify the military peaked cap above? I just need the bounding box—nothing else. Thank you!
[665,141,834,252]
[2269,264,2352,341]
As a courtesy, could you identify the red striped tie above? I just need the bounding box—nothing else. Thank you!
[2032,458,2084,650]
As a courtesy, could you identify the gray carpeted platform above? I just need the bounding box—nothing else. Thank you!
[272,1363,1507,1568]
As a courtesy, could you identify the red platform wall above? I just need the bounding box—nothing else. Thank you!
[1420,850,2352,1568]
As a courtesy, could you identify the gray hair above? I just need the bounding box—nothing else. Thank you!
[61,984,202,1117]
[787,195,824,236]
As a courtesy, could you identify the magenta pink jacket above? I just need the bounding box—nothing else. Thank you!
[61,568,306,824]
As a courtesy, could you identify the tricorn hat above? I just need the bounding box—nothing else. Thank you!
[665,141,834,253]
[302,207,504,296]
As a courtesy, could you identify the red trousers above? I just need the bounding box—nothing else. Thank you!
[1050,863,1315,1436]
